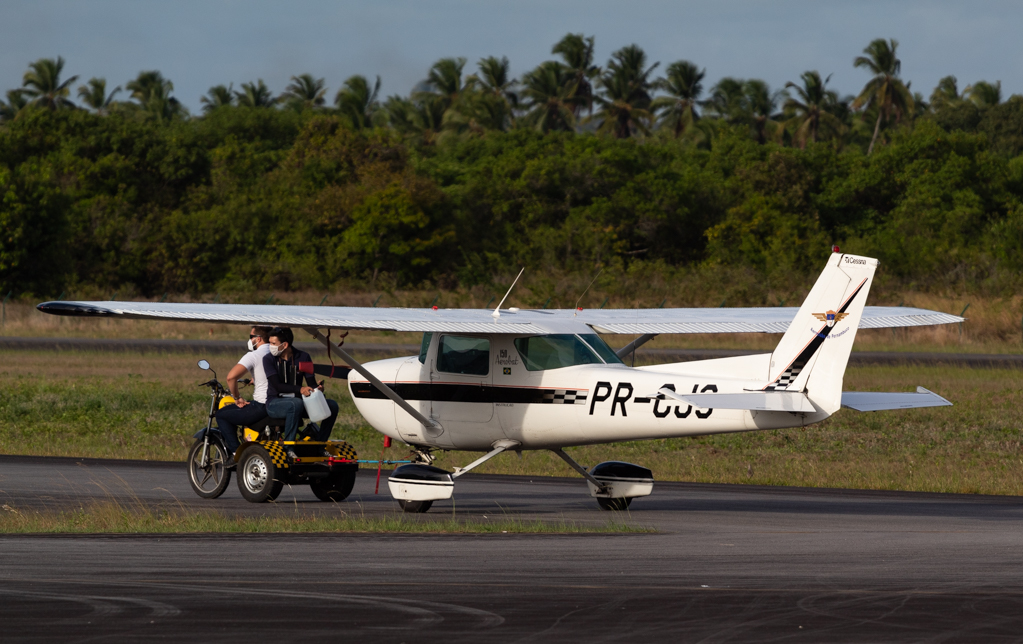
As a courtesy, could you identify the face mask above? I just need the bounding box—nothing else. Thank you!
[268,343,283,357]
[247,338,256,352]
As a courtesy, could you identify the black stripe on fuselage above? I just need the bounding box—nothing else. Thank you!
[350,382,588,405]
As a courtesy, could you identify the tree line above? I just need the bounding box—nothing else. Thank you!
[1,35,1022,299]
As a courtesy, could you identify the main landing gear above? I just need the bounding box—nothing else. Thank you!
[386,442,655,513]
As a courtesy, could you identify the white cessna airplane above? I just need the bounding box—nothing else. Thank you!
[39,251,961,511]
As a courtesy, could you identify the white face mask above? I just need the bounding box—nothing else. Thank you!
[268,343,283,357]
[247,338,256,352]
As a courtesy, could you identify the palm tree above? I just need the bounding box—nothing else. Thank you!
[235,80,276,108]
[652,60,705,138]
[414,58,467,114]
[282,74,326,110]
[0,89,28,122]
[77,78,121,114]
[385,94,446,142]
[744,79,783,144]
[853,38,914,154]
[784,71,844,147]
[592,44,659,138]
[200,84,234,113]
[706,77,747,122]
[965,80,1001,107]
[335,75,381,129]
[929,75,962,110]
[127,71,185,120]
[518,61,578,133]
[552,33,599,115]
[21,57,78,110]
[468,56,518,108]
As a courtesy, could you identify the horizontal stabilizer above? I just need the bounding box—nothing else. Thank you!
[841,387,952,412]
[657,388,815,412]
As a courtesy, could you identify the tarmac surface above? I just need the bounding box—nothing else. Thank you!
[2,455,1023,642]
[2,335,1021,367]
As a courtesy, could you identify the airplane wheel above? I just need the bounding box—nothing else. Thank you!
[398,499,433,513]
[597,497,632,511]
[311,465,358,502]
[238,446,285,503]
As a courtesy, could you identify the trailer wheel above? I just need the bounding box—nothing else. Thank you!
[596,497,632,511]
[237,446,284,503]
[310,465,358,502]
[187,438,231,499]
[398,499,433,513]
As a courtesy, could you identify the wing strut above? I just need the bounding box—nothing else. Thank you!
[550,448,608,493]
[303,327,442,432]
[615,333,658,359]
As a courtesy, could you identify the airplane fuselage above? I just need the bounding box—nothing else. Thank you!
[349,334,830,451]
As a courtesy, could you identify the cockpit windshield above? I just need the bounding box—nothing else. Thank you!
[514,334,623,371]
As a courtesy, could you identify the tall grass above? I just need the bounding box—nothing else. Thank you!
[0,501,649,534]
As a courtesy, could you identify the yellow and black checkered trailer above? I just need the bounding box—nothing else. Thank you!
[213,394,359,503]
[233,436,359,503]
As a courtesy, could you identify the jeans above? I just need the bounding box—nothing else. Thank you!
[305,398,340,441]
[266,396,341,442]
[214,401,267,454]
[267,397,305,441]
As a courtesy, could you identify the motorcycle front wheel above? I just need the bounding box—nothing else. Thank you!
[187,437,232,499]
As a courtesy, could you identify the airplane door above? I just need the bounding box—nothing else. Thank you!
[429,335,494,425]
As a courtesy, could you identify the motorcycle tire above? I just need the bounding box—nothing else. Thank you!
[310,464,358,502]
[237,445,285,503]
[187,437,232,499]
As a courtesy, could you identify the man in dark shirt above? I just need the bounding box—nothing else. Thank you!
[264,327,340,442]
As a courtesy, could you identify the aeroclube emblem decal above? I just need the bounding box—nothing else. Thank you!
[812,310,848,328]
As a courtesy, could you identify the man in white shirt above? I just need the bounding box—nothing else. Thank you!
[215,326,273,462]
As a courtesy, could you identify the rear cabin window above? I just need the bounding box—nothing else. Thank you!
[513,334,607,371]
[437,336,490,376]
[418,333,433,364]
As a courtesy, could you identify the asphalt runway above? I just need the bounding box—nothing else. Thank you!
[3,456,1023,641]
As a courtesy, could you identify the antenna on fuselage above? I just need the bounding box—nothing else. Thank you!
[573,268,603,316]
[491,267,525,318]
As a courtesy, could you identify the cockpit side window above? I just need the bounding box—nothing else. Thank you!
[418,332,433,364]
[513,334,604,371]
[437,335,490,376]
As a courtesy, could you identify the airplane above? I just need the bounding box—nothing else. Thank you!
[37,250,963,512]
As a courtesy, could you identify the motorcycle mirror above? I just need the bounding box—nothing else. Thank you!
[197,359,210,370]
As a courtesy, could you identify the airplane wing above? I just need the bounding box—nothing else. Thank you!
[36,301,963,335]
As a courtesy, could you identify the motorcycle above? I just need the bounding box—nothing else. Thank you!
[187,358,360,503]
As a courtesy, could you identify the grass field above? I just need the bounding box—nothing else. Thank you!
[0,501,648,534]
[2,350,1021,496]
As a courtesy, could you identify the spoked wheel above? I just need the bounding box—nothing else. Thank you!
[187,438,231,499]
[398,499,433,513]
[310,465,358,502]
[596,497,632,511]
[237,445,284,503]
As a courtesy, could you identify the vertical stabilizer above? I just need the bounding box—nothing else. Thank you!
[764,253,878,414]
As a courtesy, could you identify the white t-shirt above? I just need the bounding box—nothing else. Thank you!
[237,344,272,403]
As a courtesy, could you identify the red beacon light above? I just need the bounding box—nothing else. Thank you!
[832,245,841,253]
[432,305,438,310]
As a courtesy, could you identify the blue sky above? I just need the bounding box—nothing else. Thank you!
[2,1,1020,112]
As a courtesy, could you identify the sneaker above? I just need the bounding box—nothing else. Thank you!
[285,448,298,460]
